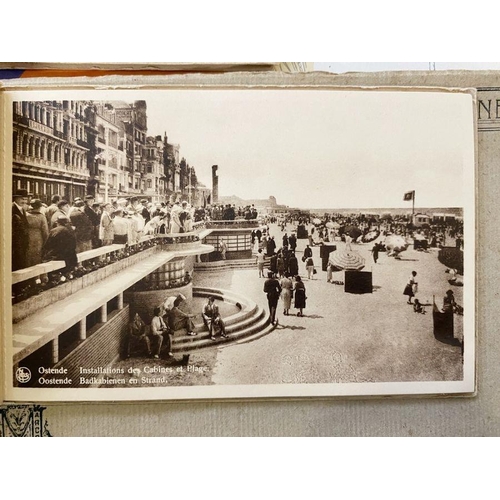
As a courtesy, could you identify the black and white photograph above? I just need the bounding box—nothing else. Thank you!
[4,86,476,401]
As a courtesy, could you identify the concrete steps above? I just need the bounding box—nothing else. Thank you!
[194,258,257,271]
[194,255,275,272]
[171,287,276,353]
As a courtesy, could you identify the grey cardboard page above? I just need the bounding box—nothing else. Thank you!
[1,70,497,435]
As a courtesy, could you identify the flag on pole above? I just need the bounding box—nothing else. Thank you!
[403,191,414,201]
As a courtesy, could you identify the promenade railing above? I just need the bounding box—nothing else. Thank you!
[11,221,210,305]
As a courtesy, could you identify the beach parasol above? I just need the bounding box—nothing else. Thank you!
[344,225,362,239]
[326,221,340,229]
[312,218,322,225]
[384,235,409,255]
[329,250,365,271]
[362,230,380,243]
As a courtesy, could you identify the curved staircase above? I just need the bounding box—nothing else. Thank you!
[194,255,275,272]
[194,258,257,271]
[171,287,276,353]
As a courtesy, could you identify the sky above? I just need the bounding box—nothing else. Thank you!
[144,88,474,210]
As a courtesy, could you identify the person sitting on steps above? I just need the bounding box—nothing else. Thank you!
[202,296,228,341]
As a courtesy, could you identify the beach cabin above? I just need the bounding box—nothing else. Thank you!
[432,213,446,224]
[413,213,431,227]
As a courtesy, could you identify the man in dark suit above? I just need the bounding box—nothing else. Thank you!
[83,195,101,248]
[42,215,78,271]
[12,189,30,271]
[140,199,151,224]
[70,200,94,253]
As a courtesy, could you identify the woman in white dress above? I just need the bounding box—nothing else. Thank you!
[280,272,293,315]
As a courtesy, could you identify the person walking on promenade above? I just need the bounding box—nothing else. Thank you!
[266,236,276,256]
[303,244,313,260]
[345,234,353,251]
[288,251,299,277]
[326,262,333,283]
[293,275,307,317]
[270,253,278,275]
[305,256,315,280]
[371,242,380,264]
[288,232,297,252]
[277,253,285,278]
[256,249,266,278]
[26,199,49,267]
[403,271,418,304]
[12,189,30,271]
[202,296,228,340]
[264,271,282,325]
[280,272,293,316]
[282,233,289,249]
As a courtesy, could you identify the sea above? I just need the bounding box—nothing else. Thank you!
[303,207,463,217]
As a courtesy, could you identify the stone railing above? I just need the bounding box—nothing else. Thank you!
[12,224,210,304]
[12,236,160,305]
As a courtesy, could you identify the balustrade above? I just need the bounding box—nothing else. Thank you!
[12,224,212,304]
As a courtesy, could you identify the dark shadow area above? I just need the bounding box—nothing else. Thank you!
[277,325,307,331]
[435,336,463,349]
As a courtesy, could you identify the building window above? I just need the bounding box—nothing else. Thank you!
[147,179,152,189]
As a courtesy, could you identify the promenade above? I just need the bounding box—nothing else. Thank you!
[207,222,463,385]
[104,221,463,388]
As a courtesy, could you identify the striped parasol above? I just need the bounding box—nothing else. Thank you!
[329,250,365,271]
[384,234,409,255]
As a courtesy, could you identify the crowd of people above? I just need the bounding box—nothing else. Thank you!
[198,204,259,221]
[273,212,464,250]
[12,189,201,272]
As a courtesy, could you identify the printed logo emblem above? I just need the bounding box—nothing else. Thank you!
[16,367,31,384]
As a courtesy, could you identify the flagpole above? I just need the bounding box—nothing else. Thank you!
[412,190,415,219]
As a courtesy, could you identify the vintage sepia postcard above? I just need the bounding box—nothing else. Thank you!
[0,82,476,402]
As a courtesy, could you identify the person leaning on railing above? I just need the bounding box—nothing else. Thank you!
[42,215,78,272]
[99,202,114,246]
[112,208,129,244]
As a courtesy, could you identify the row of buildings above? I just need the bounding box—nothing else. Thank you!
[12,100,210,205]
